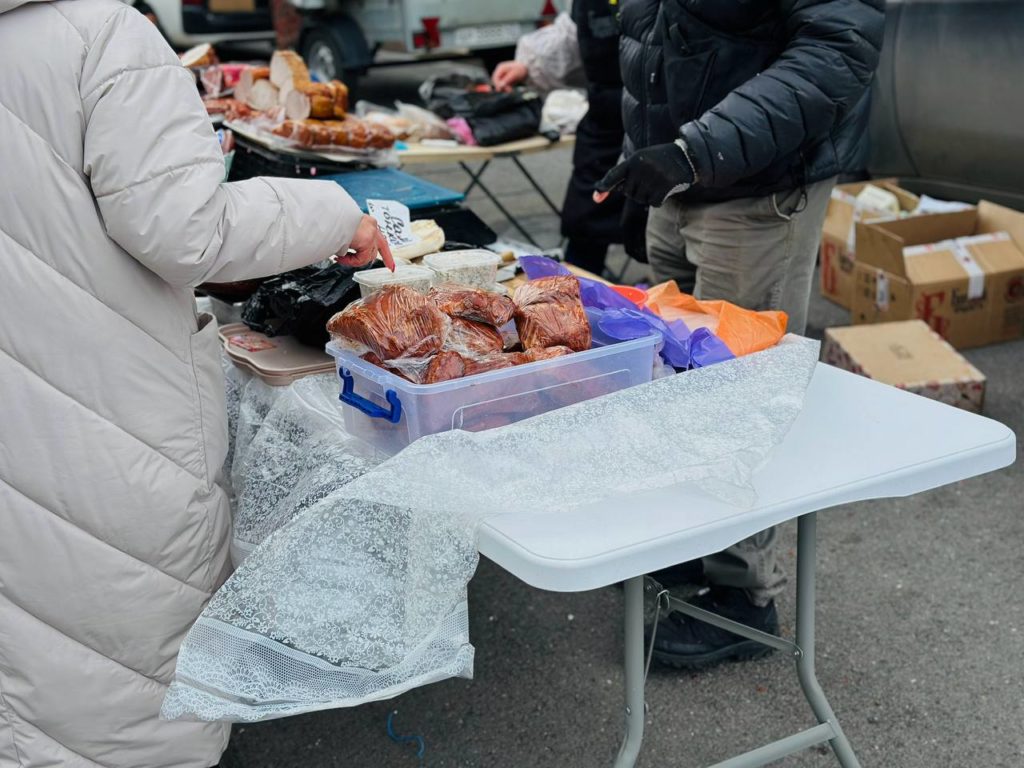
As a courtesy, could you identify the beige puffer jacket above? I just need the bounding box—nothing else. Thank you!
[0,1,364,765]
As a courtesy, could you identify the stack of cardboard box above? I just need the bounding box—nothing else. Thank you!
[819,180,921,309]
[851,202,1024,349]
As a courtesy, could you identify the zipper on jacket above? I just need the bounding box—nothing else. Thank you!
[638,7,653,148]
[639,2,666,149]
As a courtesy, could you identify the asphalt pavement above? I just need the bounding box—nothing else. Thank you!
[227,62,1024,768]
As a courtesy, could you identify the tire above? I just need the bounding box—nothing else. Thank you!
[477,46,517,74]
[300,17,370,93]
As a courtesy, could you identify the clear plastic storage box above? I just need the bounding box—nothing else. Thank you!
[423,250,501,290]
[353,264,434,298]
[327,330,661,455]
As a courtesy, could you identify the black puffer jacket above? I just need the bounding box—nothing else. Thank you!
[620,0,885,202]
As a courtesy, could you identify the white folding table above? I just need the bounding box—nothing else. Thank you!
[477,363,1016,768]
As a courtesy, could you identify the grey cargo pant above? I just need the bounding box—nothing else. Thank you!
[646,176,835,605]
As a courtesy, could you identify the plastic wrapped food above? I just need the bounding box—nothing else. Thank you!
[521,346,574,362]
[327,285,450,361]
[424,250,500,290]
[430,285,515,327]
[270,116,396,150]
[512,276,592,352]
[424,350,468,384]
[447,317,504,357]
[462,353,521,376]
[353,265,434,299]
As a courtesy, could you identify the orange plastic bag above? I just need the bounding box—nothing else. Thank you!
[644,281,788,357]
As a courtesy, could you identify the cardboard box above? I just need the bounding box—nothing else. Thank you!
[822,320,986,413]
[820,179,920,309]
[208,0,256,13]
[851,201,1024,349]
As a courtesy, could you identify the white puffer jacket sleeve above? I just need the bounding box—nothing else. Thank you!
[81,7,362,287]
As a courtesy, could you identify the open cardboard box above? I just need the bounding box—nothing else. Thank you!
[819,179,920,309]
[851,201,1024,349]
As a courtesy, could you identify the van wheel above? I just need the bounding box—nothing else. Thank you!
[478,46,516,74]
[301,18,370,93]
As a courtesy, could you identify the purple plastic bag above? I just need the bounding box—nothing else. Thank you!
[519,256,734,369]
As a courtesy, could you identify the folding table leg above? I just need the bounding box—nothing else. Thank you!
[796,512,862,768]
[613,576,646,768]
[461,159,491,198]
[458,160,542,247]
[510,154,562,218]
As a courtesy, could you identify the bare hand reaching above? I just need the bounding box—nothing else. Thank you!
[335,214,396,271]
[491,61,528,92]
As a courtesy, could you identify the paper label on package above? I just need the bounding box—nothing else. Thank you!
[875,269,889,310]
[950,239,987,300]
[228,333,276,352]
[367,199,415,248]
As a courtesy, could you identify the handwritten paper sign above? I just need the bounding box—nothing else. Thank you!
[367,199,415,248]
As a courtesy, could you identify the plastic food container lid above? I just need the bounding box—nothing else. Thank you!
[353,264,434,289]
[423,250,501,271]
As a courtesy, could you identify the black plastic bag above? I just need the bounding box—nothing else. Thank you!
[242,263,365,348]
[426,88,544,147]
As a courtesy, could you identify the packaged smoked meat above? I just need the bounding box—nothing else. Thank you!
[446,317,504,357]
[512,276,591,352]
[429,284,515,327]
[327,285,450,361]
[521,346,574,362]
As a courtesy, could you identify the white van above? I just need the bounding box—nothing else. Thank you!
[133,0,563,85]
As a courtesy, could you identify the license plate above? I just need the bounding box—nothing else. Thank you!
[452,23,523,48]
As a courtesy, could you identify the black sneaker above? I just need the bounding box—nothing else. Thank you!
[647,586,779,670]
[648,558,705,591]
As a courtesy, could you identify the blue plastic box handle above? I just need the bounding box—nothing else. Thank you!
[338,368,403,424]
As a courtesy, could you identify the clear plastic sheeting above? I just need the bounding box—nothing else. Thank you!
[162,336,820,722]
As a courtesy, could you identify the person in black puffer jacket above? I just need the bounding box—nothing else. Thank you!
[493,0,642,275]
[595,0,885,671]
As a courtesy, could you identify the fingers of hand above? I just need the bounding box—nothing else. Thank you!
[595,160,628,194]
[376,229,396,271]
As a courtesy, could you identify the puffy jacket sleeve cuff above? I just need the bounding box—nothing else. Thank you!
[259,177,364,274]
[679,122,714,188]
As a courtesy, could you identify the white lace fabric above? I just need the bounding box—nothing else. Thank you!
[162,336,820,722]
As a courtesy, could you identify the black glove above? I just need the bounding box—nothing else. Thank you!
[620,199,650,264]
[595,142,695,207]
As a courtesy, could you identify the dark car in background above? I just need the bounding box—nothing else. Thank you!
[869,0,1024,210]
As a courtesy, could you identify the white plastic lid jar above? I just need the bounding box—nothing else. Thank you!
[423,249,501,291]
[352,264,435,298]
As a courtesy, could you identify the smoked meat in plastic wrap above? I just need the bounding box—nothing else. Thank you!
[463,353,520,376]
[424,351,468,383]
[446,317,504,357]
[522,346,573,362]
[328,285,450,361]
[429,285,515,327]
[512,276,592,352]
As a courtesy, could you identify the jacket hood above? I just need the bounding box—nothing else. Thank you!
[0,0,48,13]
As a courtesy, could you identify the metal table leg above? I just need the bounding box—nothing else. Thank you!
[795,512,861,768]
[458,160,542,247]
[613,576,646,768]
[461,159,491,198]
[637,512,862,768]
[510,154,562,218]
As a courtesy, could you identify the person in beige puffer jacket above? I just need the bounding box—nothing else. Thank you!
[0,1,392,765]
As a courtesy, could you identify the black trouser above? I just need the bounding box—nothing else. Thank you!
[561,85,625,275]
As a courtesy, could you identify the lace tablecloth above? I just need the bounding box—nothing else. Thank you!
[161,336,820,722]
